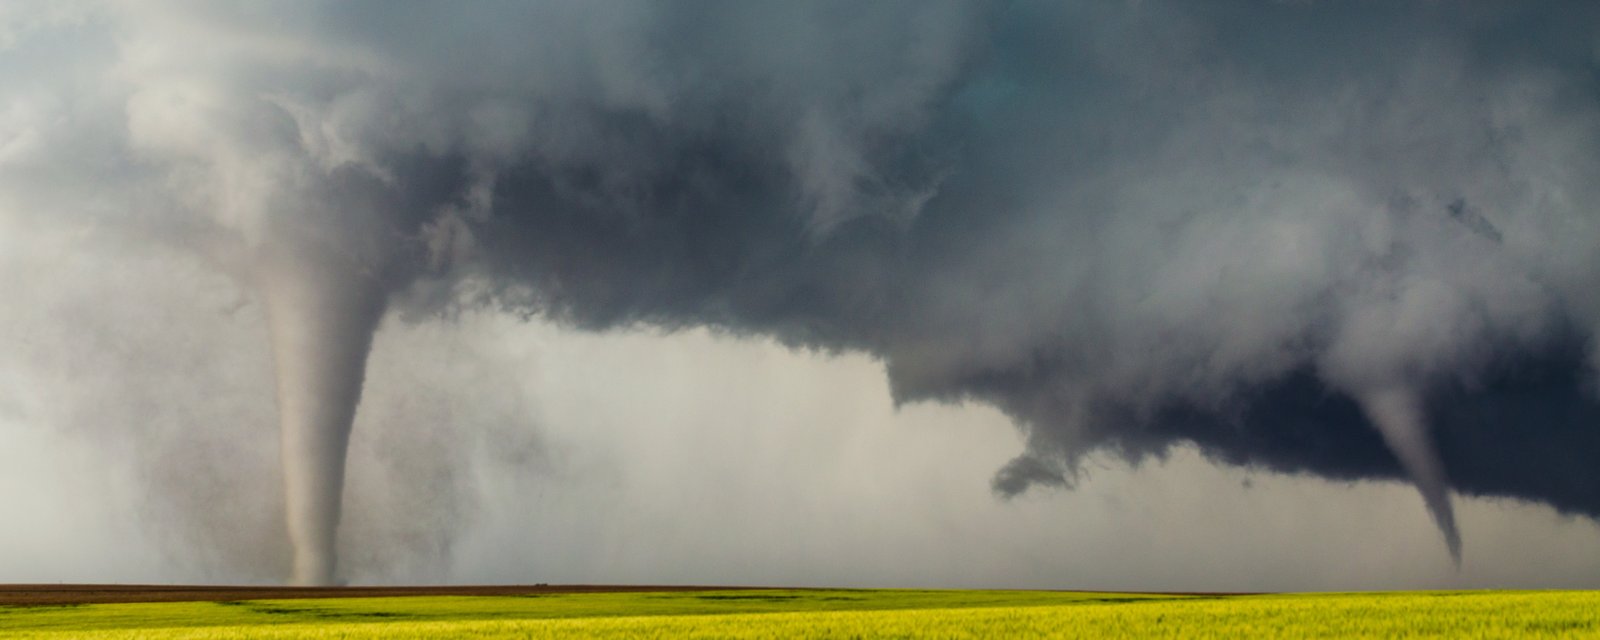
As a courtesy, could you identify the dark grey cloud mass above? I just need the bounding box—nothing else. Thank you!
[4,1,1600,582]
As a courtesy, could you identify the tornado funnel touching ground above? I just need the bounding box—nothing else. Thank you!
[258,242,387,586]
[1358,388,1461,565]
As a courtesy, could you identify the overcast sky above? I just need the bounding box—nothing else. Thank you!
[3,219,1600,590]
[4,1,1600,589]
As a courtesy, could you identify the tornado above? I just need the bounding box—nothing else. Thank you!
[258,240,387,586]
[1358,387,1461,565]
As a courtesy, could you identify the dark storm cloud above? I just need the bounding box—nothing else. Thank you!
[463,2,1600,547]
[5,0,1600,567]
[456,2,1600,532]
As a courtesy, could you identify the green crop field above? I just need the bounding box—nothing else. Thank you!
[3,588,1597,638]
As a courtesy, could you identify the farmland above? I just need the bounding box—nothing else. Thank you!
[1,586,1596,638]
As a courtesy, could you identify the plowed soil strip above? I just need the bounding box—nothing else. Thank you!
[0,584,754,606]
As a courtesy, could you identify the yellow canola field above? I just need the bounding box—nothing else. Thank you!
[5,590,1598,639]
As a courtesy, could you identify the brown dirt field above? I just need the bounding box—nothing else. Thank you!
[0,584,759,606]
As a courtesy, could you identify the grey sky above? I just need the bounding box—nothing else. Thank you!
[4,218,1600,590]
[3,1,1600,587]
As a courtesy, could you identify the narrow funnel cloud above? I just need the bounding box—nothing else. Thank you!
[258,242,386,586]
[1359,388,1461,565]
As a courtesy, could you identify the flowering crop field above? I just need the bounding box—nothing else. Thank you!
[2,588,1596,638]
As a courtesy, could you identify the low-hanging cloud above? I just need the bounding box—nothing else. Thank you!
[4,0,1600,581]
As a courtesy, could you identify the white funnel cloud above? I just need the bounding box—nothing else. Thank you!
[1358,387,1461,565]
[259,241,386,586]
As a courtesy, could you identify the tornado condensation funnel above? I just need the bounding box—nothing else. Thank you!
[259,245,386,586]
